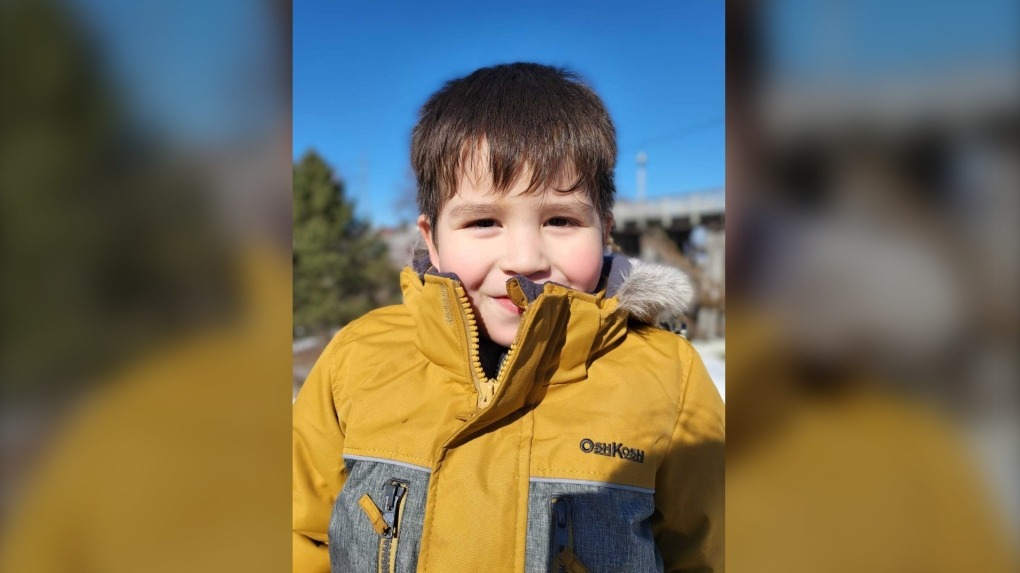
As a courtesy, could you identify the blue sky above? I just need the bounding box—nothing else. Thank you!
[294,0,725,227]
[70,0,279,146]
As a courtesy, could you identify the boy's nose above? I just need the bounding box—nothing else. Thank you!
[498,232,549,278]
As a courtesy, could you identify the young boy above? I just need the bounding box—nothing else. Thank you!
[293,63,724,573]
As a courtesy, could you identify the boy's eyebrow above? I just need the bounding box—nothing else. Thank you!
[447,202,503,219]
[544,201,597,219]
[447,199,597,221]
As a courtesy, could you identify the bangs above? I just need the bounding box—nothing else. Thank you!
[448,135,589,203]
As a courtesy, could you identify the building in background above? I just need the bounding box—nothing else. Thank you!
[611,187,726,340]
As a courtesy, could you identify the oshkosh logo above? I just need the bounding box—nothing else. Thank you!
[579,438,645,464]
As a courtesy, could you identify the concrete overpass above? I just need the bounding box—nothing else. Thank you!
[610,188,725,256]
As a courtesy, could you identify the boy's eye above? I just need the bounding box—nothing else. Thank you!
[546,217,577,227]
[467,219,496,228]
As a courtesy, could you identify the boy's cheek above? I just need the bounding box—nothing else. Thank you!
[554,256,599,291]
[576,263,605,293]
[562,243,607,293]
[435,249,489,288]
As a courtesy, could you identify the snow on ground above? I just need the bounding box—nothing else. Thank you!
[691,338,725,401]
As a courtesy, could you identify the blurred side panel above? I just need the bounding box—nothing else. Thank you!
[727,0,1019,570]
[0,0,292,570]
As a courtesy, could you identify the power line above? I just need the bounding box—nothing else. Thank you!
[621,115,725,151]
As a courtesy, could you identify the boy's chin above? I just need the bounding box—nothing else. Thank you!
[487,332,516,348]
[481,324,518,348]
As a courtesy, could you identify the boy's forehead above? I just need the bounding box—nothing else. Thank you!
[445,175,595,210]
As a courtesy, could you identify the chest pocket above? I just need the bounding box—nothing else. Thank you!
[525,480,662,573]
[328,456,430,573]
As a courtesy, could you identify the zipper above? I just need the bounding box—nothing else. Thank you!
[551,498,571,570]
[380,480,407,537]
[377,479,408,573]
[550,498,590,573]
[451,282,525,409]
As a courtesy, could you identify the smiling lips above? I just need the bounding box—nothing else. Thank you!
[493,296,523,315]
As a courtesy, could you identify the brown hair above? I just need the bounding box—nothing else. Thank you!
[412,63,617,229]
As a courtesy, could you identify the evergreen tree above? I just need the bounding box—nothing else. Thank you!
[293,151,399,335]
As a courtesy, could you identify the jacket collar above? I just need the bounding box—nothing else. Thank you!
[400,254,692,383]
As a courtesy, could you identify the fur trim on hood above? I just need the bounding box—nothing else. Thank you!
[604,256,694,324]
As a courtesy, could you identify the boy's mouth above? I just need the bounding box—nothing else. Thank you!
[493,296,523,315]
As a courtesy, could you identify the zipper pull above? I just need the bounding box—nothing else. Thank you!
[551,498,572,562]
[381,480,407,539]
[478,379,496,407]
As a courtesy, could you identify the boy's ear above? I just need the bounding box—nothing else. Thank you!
[602,215,615,246]
[417,214,441,271]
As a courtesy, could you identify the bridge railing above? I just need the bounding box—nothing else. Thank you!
[612,188,725,226]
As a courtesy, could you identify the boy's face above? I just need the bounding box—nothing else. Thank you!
[418,167,610,347]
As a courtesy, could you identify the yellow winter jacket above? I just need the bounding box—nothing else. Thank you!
[293,257,725,573]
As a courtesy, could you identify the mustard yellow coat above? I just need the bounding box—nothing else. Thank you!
[293,258,725,572]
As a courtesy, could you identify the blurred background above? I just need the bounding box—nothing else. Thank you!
[291,0,728,400]
[0,0,292,570]
[728,0,1019,570]
[4,0,1017,570]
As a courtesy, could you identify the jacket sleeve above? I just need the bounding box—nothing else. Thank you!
[293,333,350,573]
[653,342,726,572]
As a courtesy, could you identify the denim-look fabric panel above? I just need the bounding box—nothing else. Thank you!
[327,458,430,573]
[524,481,662,573]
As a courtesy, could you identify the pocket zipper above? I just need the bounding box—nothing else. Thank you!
[378,480,408,573]
[550,498,590,573]
[380,480,407,538]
